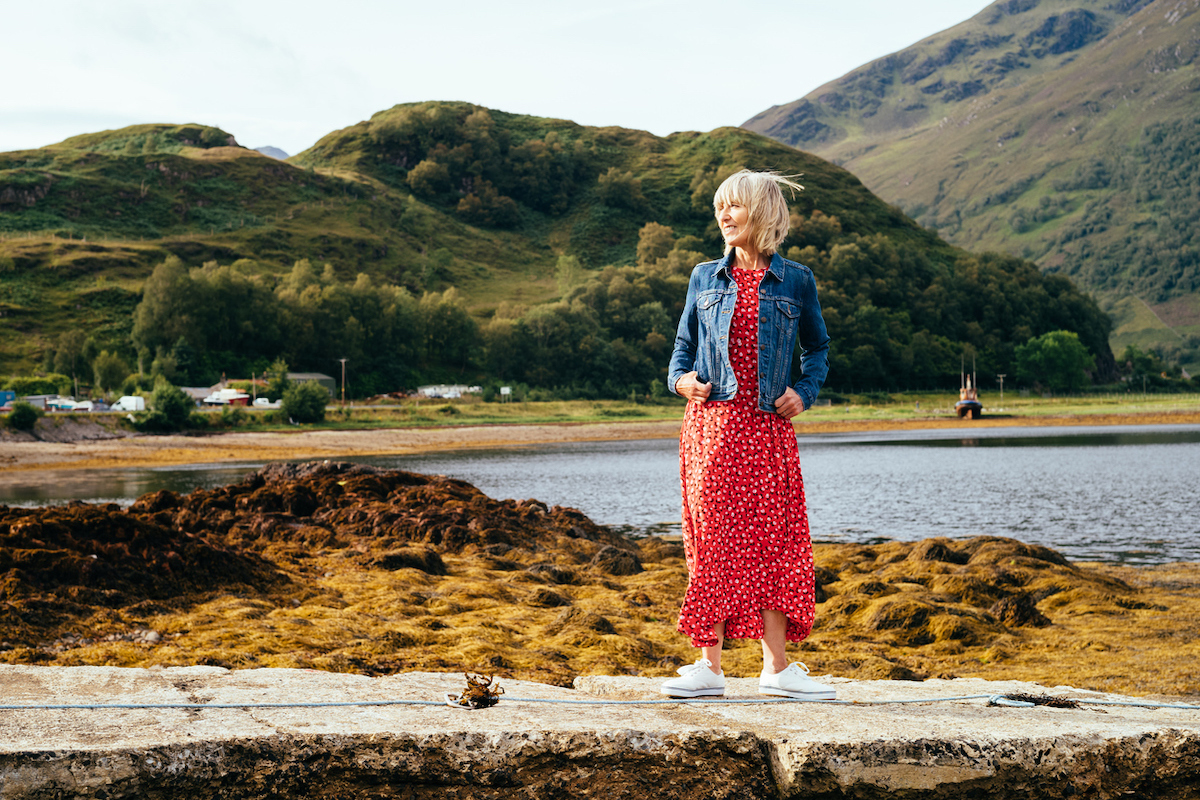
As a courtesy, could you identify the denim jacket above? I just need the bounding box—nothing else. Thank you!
[668,251,830,412]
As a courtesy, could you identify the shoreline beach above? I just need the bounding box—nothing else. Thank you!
[3,408,1200,481]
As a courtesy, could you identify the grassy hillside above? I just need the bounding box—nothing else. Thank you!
[0,103,1112,396]
[744,0,1200,373]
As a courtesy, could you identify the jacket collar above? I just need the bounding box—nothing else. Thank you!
[714,250,785,281]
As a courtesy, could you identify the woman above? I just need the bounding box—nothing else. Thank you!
[662,169,834,700]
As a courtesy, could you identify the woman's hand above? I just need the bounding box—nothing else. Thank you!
[773,387,806,419]
[675,371,712,404]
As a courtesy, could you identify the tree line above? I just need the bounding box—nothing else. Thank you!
[26,208,1155,402]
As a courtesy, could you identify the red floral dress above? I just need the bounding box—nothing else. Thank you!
[677,266,817,648]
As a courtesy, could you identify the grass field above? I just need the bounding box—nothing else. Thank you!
[166,390,1200,434]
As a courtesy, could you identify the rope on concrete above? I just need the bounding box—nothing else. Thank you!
[1,694,1197,712]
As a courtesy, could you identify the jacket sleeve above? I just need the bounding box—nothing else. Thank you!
[667,267,702,396]
[792,271,831,410]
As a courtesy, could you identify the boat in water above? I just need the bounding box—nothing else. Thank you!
[956,358,983,419]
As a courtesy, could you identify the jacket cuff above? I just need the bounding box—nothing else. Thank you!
[667,372,684,397]
[796,383,816,411]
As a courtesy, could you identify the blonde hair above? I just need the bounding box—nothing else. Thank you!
[713,169,804,256]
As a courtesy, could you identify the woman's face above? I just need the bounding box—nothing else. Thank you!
[716,201,753,251]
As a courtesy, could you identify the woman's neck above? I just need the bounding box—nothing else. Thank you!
[733,247,768,271]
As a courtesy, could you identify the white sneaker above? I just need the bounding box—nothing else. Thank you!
[660,658,725,698]
[759,662,835,700]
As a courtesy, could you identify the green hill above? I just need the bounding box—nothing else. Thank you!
[743,0,1200,373]
[0,103,1112,397]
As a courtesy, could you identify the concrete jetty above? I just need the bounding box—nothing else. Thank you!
[1,665,1198,799]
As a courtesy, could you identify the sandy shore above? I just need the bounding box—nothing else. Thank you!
[2,410,1198,487]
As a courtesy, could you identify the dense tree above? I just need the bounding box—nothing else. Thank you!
[420,289,477,376]
[1015,330,1096,393]
[456,180,519,228]
[1117,345,1179,380]
[129,257,427,395]
[93,351,131,394]
[52,330,91,395]
[132,257,197,359]
[407,159,451,198]
[636,222,675,267]
[265,358,291,402]
[2,375,70,396]
[596,167,645,210]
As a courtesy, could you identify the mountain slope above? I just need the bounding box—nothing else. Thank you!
[0,104,1111,395]
[744,0,1200,371]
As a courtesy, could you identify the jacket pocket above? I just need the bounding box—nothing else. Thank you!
[697,291,723,314]
[774,299,800,338]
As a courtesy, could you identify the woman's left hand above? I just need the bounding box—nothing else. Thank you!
[773,387,806,419]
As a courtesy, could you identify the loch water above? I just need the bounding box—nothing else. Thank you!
[4,424,1199,565]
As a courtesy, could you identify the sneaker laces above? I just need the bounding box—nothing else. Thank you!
[764,661,811,679]
[677,658,714,676]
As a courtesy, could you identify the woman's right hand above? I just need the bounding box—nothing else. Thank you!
[675,371,712,404]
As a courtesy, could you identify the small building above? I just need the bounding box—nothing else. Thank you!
[417,384,482,399]
[21,395,57,410]
[181,387,212,403]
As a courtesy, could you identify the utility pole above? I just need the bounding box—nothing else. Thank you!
[996,374,1006,402]
[337,358,348,409]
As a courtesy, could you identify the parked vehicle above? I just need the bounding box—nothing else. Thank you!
[253,397,282,409]
[110,396,146,412]
[203,388,251,406]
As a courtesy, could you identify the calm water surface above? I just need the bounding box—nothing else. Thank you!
[4,424,1198,565]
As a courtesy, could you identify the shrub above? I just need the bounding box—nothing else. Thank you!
[121,372,156,397]
[282,381,328,423]
[138,379,195,432]
[152,379,194,426]
[219,406,247,428]
[6,401,42,431]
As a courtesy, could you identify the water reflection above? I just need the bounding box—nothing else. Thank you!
[3,424,1198,566]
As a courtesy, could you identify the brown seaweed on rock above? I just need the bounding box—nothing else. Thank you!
[0,500,283,646]
[131,460,633,560]
[1,462,1197,699]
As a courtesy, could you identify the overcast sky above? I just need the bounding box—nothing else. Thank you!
[2,1,994,156]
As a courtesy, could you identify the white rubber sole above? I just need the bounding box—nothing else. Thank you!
[660,687,725,698]
[759,685,836,700]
